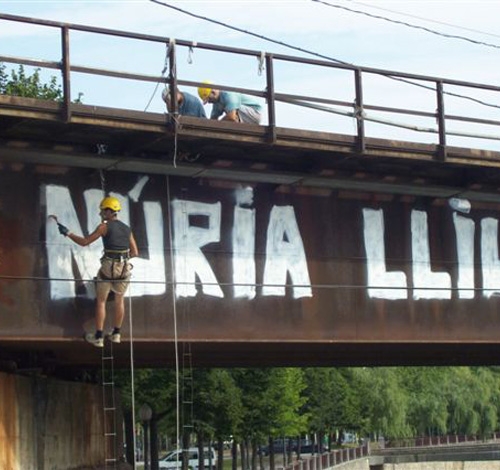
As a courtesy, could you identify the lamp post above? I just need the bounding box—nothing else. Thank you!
[139,404,153,470]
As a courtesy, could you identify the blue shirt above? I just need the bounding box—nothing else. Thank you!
[210,91,262,119]
[179,92,207,118]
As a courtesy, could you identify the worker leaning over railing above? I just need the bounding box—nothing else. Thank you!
[198,80,262,125]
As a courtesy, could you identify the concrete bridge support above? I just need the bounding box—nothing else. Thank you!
[0,371,124,470]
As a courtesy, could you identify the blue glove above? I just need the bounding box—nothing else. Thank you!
[57,223,69,236]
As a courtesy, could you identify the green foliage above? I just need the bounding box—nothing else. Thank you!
[265,368,308,438]
[356,368,412,439]
[0,62,83,102]
[0,64,63,100]
[0,63,7,92]
[115,364,500,451]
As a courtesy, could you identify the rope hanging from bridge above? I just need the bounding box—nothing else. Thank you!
[166,175,183,457]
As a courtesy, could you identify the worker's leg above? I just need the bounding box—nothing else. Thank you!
[95,293,107,332]
[113,292,125,329]
[85,282,109,347]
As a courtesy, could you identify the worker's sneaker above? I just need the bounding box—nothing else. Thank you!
[84,333,104,348]
[107,332,121,344]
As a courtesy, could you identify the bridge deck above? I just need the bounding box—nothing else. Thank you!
[2,95,500,203]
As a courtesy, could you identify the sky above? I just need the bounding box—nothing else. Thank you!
[2,0,500,150]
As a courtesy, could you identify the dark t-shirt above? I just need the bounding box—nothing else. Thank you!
[103,219,131,251]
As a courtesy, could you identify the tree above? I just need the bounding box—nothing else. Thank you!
[0,64,62,100]
[0,62,83,102]
[403,367,448,437]
[356,368,412,440]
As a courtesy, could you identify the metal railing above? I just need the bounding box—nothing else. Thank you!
[284,443,369,470]
[2,12,500,156]
[385,433,500,448]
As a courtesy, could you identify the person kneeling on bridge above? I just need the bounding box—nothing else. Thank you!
[162,86,207,118]
[198,81,262,124]
[56,196,139,348]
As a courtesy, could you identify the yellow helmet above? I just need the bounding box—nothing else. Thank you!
[100,196,121,212]
[197,81,212,102]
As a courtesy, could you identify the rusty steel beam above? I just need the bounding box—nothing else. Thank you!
[0,162,498,370]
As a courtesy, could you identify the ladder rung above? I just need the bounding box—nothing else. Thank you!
[102,356,114,360]
[104,407,116,411]
[105,432,117,437]
[103,381,114,386]
[106,458,118,462]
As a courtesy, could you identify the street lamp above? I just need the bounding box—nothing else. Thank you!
[139,404,153,470]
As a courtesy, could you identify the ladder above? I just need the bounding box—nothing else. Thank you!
[102,339,118,469]
[181,342,194,437]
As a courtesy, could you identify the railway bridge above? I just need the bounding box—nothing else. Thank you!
[1,13,500,372]
[3,12,500,470]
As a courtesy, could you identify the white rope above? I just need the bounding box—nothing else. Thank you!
[128,279,138,468]
[258,51,265,76]
[280,96,500,141]
[166,175,181,456]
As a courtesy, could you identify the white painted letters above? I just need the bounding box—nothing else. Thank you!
[262,206,312,298]
[363,208,407,299]
[411,210,451,299]
[232,187,256,299]
[171,200,224,298]
[453,213,475,299]
[481,217,500,298]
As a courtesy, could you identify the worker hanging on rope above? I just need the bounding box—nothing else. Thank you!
[53,196,139,348]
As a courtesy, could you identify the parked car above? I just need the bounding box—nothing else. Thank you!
[294,439,326,454]
[159,447,217,470]
[258,439,293,456]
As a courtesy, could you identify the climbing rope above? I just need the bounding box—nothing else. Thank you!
[166,175,181,454]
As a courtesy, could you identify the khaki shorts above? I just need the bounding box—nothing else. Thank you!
[96,258,132,297]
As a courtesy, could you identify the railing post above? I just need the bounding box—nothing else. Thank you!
[265,53,276,144]
[61,25,71,122]
[436,80,447,161]
[354,68,365,154]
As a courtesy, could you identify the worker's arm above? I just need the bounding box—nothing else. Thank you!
[67,223,107,247]
[129,233,139,258]
[222,109,239,122]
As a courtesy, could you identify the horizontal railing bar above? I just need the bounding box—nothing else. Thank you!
[71,65,164,83]
[0,54,60,70]
[3,13,500,93]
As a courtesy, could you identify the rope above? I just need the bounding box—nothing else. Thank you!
[172,114,179,168]
[257,51,265,76]
[128,283,138,468]
[144,40,171,112]
[166,175,181,454]
[187,42,197,64]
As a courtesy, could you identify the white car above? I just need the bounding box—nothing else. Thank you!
[159,447,217,470]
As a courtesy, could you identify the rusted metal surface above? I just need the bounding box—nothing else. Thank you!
[0,371,117,469]
[3,14,500,369]
[2,97,500,206]
[0,160,500,368]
